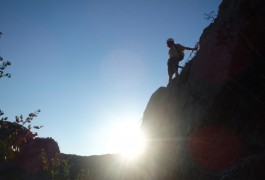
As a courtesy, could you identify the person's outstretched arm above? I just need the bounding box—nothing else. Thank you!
[176,44,198,51]
[184,46,197,51]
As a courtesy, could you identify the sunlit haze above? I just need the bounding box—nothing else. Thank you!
[0,0,220,156]
[109,124,146,159]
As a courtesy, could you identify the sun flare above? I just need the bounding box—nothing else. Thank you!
[120,131,146,159]
[110,127,146,160]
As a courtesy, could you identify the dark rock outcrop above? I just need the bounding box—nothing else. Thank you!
[16,137,60,173]
[141,0,265,179]
[0,120,60,179]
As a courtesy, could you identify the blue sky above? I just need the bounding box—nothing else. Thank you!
[0,0,220,156]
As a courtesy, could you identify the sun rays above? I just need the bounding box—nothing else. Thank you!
[108,123,146,160]
[119,130,146,159]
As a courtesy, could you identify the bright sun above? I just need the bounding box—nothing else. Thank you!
[110,127,146,160]
[120,130,146,159]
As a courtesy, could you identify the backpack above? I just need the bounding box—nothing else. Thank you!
[175,44,185,61]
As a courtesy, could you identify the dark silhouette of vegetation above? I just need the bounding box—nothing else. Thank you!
[0,32,71,179]
[0,32,42,161]
[0,110,42,161]
[204,10,217,22]
[0,32,11,79]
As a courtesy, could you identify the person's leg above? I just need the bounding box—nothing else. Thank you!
[167,61,173,82]
[174,61,179,79]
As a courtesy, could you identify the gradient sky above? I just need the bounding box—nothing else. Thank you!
[0,0,220,156]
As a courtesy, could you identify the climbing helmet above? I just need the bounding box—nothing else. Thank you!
[166,38,174,44]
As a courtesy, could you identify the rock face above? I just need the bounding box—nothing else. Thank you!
[16,137,60,173]
[141,0,265,179]
[0,120,60,179]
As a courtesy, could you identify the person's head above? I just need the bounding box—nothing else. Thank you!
[166,38,174,48]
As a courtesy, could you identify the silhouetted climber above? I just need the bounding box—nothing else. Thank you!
[166,38,197,82]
